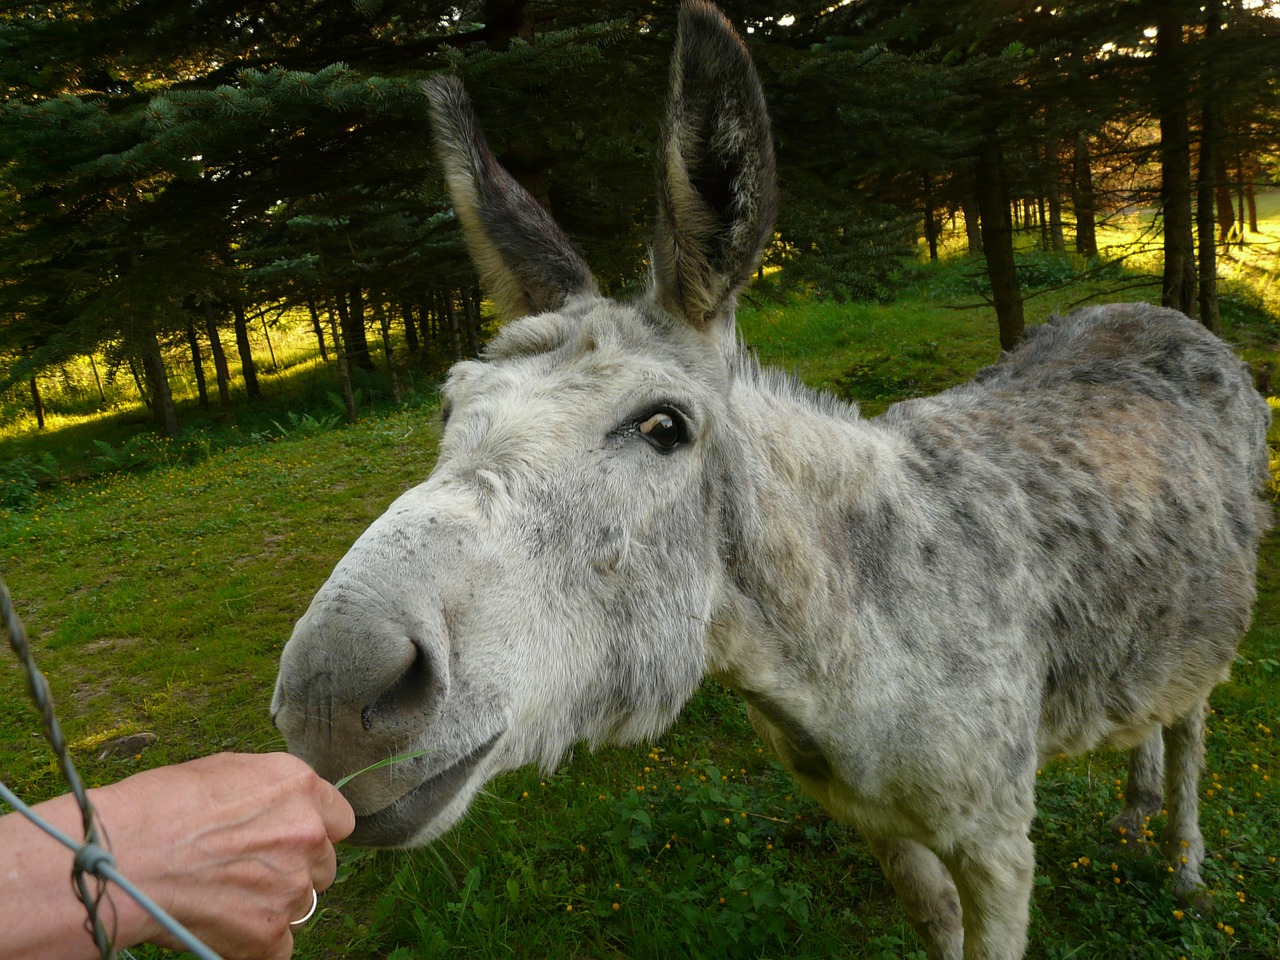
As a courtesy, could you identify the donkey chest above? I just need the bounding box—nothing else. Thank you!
[738,687,964,841]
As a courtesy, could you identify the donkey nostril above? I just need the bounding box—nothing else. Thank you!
[361,637,434,731]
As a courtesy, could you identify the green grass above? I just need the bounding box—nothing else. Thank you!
[2,248,1279,958]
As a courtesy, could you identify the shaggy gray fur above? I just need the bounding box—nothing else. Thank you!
[273,4,1270,958]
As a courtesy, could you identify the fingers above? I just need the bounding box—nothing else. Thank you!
[309,829,339,894]
[311,773,356,845]
[104,752,353,960]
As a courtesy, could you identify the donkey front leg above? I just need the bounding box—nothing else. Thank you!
[942,826,1036,960]
[868,837,963,960]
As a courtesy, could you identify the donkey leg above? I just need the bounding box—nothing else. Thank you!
[868,837,963,960]
[944,827,1036,960]
[1110,727,1163,846]
[1162,700,1210,908]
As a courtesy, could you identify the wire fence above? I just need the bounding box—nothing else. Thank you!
[0,578,223,960]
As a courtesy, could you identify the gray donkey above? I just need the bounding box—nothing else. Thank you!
[272,3,1271,957]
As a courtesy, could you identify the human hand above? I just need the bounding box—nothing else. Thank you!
[100,751,355,960]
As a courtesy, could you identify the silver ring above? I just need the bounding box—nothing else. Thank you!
[289,888,319,926]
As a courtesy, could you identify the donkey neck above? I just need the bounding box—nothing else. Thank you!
[706,360,913,690]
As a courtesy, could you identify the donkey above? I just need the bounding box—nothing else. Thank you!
[272,4,1271,957]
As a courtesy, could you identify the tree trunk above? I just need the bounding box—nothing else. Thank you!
[88,354,106,405]
[445,292,464,361]
[1157,10,1198,317]
[260,313,280,373]
[231,299,262,400]
[975,137,1025,352]
[186,319,209,408]
[337,287,373,371]
[1197,0,1223,335]
[1245,153,1258,233]
[1071,133,1098,258]
[922,173,939,262]
[141,327,180,437]
[1046,151,1066,255]
[1235,150,1245,239]
[960,171,983,256]
[307,299,330,362]
[400,303,419,353]
[201,300,232,408]
[464,288,481,356]
[29,377,45,430]
[373,300,402,405]
[127,356,150,407]
[325,295,358,421]
[1215,149,1235,241]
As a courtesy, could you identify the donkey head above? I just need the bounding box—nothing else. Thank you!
[272,1,776,847]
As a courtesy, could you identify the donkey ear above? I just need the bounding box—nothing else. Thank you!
[425,75,599,320]
[651,1,778,333]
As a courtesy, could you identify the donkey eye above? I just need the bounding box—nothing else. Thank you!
[638,409,687,452]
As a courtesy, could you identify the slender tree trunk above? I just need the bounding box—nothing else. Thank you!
[325,295,358,421]
[417,295,435,368]
[1235,150,1246,239]
[373,300,402,405]
[1071,133,1098,258]
[201,300,232,408]
[141,328,180,437]
[400,303,419,353]
[231,299,262,400]
[428,292,441,344]
[1046,147,1066,254]
[464,289,481,356]
[29,377,45,430]
[307,299,330,362]
[338,287,373,371]
[445,292,464,360]
[1157,10,1198,317]
[186,319,209,408]
[260,314,279,373]
[1197,0,1223,334]
[922,173,939,262]
[956,165,983,256]
[1245,153,1258,232]
[975,137,1025,352]
[127,356,150,407]
[1215,150,1234,241]
[88,354,106,405]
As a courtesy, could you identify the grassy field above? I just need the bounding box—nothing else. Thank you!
[2,248,1279,959]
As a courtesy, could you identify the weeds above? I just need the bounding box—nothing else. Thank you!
[250,410,343,444]
[0,453,55,510]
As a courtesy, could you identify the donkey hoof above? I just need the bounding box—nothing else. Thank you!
[1174,885,1214,914]
[1107,814,1152,854]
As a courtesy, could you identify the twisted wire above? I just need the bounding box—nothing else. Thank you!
[0,579,115,956]
[0,578,222,960]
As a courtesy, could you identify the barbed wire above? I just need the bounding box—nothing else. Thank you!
[0,578,223,960]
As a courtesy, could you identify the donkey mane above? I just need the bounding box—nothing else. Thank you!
[732,347,866,424]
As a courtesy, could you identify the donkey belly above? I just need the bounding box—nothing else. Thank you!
[1031,505,1256,759]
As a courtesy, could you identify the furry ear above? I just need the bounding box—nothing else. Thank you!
[651,1,778,333]
[425,75,599,321]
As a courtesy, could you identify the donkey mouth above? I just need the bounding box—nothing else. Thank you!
[347,730,503,847]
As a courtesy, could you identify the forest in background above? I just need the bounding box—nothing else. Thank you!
[1,0,1279,438]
